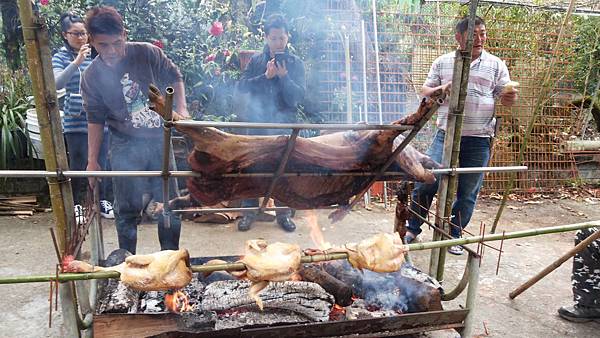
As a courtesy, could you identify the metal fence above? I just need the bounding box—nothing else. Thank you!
[315,0,582,192]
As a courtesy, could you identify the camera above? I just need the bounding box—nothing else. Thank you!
[274,52,288,66]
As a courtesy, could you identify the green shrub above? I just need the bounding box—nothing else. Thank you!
[0,66,34,169]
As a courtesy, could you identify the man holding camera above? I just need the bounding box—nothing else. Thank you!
[236,14,306,232]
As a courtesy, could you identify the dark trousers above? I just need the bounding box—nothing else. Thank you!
[109,133,181,254]
[65,132,111,205]
[572,228,600,308]
[407,130,491,238]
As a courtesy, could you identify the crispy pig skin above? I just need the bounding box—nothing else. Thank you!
[148,84,440,209]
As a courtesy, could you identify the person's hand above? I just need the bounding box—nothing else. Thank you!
[500,89,518,106]
[500,81,519,107]
[74,44,91,66]
[440,81,452,95]
[86,160,101,190]
[275,60,288,78]
[265,59,277,79]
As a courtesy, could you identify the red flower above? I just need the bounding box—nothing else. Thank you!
[152,39,164,49]
[205,54,216,62]
[209,21,224,37]
[223,49,230,57]
[40,0,49,5]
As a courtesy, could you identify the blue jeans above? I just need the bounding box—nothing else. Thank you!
[109,133,181,254]
[407,130,491,238]
[65,132,111,205]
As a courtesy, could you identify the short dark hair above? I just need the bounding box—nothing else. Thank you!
[59,12,84,44]
[264,14,288,35]
[85,6,124,36]
[455,15,485,34]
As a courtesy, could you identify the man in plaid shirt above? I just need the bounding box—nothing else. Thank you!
[405,16,519,255]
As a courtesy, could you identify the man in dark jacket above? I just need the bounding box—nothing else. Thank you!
[236,14,306,232]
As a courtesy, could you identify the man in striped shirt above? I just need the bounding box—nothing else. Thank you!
[405,16,519,255]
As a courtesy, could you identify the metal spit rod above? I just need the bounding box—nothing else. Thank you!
[0,166,528,178]
[172,120,414,131]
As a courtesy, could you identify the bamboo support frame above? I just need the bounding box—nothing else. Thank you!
[430,1,478,281]
[509,228,600,299]
[1,220,597,285]
[17,1,80,335]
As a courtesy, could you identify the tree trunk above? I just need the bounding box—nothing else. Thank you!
[1,0,22,70]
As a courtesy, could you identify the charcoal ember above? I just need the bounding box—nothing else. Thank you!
[345,299,399,320]
[176,310,216,331]
[139,275,205,313]
[322,261,443,313]
[214,308,311,330]
[140,291,166,313]
[201,280,334,322]
[96,280,140,314]
[96,249,139,314]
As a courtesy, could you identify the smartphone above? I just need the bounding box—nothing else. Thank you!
[274,52,288,66]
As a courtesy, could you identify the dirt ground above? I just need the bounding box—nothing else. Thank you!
[0,194,599,337]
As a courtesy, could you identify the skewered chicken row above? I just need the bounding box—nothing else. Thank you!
[62,249,192,291]
[208,233,407,309]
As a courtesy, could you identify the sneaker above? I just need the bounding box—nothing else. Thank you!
[447,245,464,256]
[100,200,115,219]
[404,231,417,244]
[74,204,86,226]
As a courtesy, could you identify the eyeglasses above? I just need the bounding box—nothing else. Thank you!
[66,32,88,38]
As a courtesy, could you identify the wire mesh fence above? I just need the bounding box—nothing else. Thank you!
[315,0,586,193]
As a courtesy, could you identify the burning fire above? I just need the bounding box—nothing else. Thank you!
[165,290,195,313]
[303,210,332,250]
[329,303,346,321]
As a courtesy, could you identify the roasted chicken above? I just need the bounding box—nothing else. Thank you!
[208,239,302,310]
[343,233,408,273]
[62,249,192,291]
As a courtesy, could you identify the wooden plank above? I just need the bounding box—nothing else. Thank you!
[93,314,180,338]
[0,210,34,216]
[0,196,37,204]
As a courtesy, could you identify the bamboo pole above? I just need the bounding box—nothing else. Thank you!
[1,220,597,285]
[17,2,80,336]
[491,0,576,234]
[429,1,479,280]
[509,228,600,299]
[371,0,389,208]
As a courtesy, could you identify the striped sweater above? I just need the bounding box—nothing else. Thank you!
[52,46,92,134]
[424,50,512,137]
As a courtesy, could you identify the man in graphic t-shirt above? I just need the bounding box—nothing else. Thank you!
[81,6,189,254]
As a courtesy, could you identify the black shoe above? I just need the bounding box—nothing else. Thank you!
[237,215,255,231]
[277,216,296,232]
[558,305,600,322]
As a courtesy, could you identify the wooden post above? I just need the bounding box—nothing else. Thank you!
[17,1,80,336]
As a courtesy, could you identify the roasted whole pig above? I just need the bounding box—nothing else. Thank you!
[148,85,440,210]
[63,249,192,291]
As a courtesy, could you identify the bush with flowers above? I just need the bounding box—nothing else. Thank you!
[38,0,263,119]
